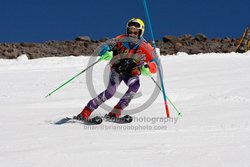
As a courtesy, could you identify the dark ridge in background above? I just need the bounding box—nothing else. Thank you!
[0,34,240,59]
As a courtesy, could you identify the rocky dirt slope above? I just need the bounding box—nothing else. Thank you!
[0,34,240,59]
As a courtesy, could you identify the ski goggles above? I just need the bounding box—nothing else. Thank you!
[127,21,142,29]
[127,30,139,35]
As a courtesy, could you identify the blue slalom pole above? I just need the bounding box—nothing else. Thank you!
[143,0,170,118]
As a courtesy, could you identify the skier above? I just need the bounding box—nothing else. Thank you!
[76,18,158,121]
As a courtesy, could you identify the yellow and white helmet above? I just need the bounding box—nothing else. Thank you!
[126,18,145,38]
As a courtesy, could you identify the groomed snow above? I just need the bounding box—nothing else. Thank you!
[0,51,250,167]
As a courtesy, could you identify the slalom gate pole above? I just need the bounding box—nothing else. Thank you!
[143,0,182,117]
[45,58,102,98]
[143,0,171,118]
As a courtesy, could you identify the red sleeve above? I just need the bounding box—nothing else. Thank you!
[148,61,157,73]
[139,41,158,73]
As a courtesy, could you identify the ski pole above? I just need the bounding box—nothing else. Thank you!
[149,76,161,90]
[136,62,162,90]
[45,58,102,98]
[148,75,182,116]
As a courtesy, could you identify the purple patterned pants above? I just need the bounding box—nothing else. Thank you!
[86,69,140,112]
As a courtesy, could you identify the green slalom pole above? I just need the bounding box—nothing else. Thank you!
[45,58,102,98]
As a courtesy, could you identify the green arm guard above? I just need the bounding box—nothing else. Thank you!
[99,51,113,61]
[141,65,151,76]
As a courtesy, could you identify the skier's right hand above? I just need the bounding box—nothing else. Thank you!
[99,51,113,61]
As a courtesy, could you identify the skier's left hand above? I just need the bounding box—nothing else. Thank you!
[141,64,151,76]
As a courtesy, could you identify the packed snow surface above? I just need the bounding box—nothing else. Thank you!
[0,51,250,167]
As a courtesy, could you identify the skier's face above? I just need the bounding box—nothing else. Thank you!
[128,27,139,39]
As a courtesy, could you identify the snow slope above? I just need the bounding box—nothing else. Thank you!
[0,52,250,167]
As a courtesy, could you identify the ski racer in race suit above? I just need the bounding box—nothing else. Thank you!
[76,18,158,119]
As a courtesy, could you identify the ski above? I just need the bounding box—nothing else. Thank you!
[54,114,132,125]
[73,116,103,125]
[104,114,133,124]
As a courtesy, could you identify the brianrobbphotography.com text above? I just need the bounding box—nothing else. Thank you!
[82,116,178,131]
[83,124,168,131]
[132,116,178,124]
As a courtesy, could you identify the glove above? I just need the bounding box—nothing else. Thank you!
[141,64,151,76]
[99,51,113,61]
